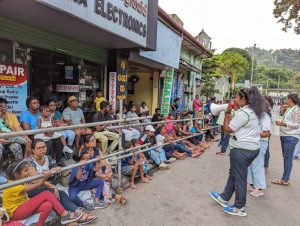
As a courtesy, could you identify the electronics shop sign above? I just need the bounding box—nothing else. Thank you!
[39,0,149,47]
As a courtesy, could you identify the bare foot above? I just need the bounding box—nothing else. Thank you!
[130,183,136,189]
[146,175,153,180]
[141,178,149,183]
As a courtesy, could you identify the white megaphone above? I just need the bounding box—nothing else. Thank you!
[210,103,228,116]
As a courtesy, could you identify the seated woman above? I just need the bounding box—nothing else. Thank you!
[83,135,128,205]
[155,126,185,160]
[163,124,200,158]
[189,121,210,149]
[69,148,108,210]
[27,139,97,225]
[121,140,150,189]
[173,123,203,155]
[2,160,81,226]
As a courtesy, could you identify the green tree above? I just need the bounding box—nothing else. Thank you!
[201,57,222,100]
[253,64,294,89]
[223,48,252,80]
[274,0,300,34]
[216,52,249,96]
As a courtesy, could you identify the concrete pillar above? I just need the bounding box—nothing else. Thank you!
[152,71,159,115]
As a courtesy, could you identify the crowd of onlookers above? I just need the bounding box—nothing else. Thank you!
[0,91,217,226]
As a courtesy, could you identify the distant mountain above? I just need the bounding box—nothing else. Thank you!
[244,48,300,72]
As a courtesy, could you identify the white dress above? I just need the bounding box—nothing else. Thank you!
[34,117,62,141]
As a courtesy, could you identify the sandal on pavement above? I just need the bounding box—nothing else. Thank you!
[78,213,97,225]
[271,179,289,186]
[119,196,128,205]
[61,211,82,225]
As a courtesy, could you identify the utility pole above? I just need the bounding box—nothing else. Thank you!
[266,79,269,95]
[277,74,281,98]
[250,43,256,86]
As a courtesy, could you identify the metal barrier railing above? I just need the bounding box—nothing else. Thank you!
[0,131,207,191]
[0,115,215,191]
[0,116,153,139]
[0,116,206,139]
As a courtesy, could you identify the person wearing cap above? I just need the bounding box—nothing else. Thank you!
[140,125,170,170]
[93,101,119,154]
[62,96,92,149]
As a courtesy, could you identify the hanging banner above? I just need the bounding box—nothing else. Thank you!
[116,58,128,100]
[161,68,174,115]
[109,72,117,112]
[0,63,27,116]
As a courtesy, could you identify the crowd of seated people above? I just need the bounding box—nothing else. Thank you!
[0,95,215,225]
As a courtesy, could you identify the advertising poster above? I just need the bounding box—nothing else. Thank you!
[109,72,117,112]
[116,58,128,100]
[65,66,74,79]
[0,63,28,116]
[161,68,174,115]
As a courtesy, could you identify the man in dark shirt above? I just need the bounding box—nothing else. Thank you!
[152,108,163,122]
[93,101,119,154]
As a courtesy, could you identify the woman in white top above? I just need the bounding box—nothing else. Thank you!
[272,93,300,186]
[210,87,264,217]
[247,100,272,197]
[27,139,97,224]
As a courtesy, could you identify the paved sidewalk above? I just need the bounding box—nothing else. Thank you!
[90,135,300,226]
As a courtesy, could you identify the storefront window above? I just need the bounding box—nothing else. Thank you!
[30,48,104,115]
[79,62,102,111]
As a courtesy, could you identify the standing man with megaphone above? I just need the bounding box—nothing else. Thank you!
[210,87,265,217]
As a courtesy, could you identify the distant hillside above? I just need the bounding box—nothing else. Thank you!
[245,48,300,72]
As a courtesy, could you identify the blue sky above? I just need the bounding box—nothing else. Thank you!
[159,0,300,52]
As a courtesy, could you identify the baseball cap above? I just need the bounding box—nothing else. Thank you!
[145,125,155,132]
[68,96,78,103]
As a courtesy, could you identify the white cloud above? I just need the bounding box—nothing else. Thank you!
[159,0,300,52]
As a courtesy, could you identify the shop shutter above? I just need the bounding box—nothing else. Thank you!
[0,16,107,64]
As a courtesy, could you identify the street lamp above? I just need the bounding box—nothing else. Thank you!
[250,43,256,86]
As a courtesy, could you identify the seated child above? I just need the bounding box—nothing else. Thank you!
[2,160,81,226]
[121,141,149,189]
[83,135,128,205]
[34,105,73,155]
[69,148,108,210]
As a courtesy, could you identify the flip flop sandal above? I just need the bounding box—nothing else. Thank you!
[79,214,98,225]
[271,179,289,186]
[119,197,128,205]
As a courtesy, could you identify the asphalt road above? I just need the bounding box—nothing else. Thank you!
[89,134,300,226]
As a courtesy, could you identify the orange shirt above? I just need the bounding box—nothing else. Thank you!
[5,112,20,131]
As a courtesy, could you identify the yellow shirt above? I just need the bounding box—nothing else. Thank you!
[2,182,29,217]
[94,97,106,112]
[5,112,20,131]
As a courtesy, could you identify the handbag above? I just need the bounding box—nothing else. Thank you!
[48,158,65,185]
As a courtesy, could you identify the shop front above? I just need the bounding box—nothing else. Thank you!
[0,0,158,120]
[128,19,182,114]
